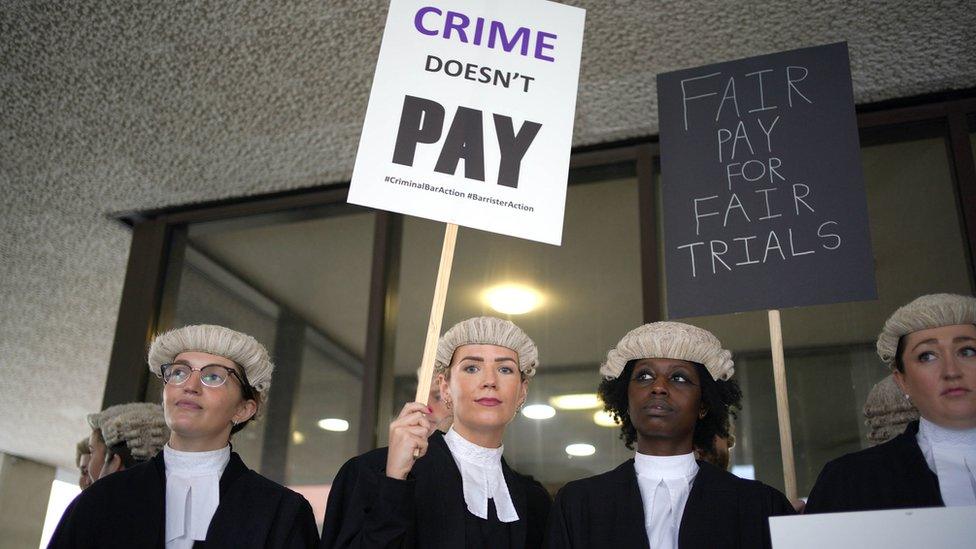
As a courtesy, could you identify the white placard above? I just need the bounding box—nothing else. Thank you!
[770,507,976,549]
[348,0,586,245]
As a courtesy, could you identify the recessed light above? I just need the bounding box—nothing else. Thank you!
[549,393,602,410]
[292,431,306,444]
[483,283,544,315]
[317,418,349,432]
[522,404,556,419]
[593,411,618,427]
[565,443,596,457]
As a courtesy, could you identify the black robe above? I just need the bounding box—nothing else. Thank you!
[805,421,943,513]
[545,459,794,549]
[48,450,319,548]
[320,431,551,548]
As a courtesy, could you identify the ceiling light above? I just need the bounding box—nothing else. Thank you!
[521,404,556,420]
[549,393,602,410]
[593,410,619,427]
[483,283,543,315]
[317,418,349,432]
[565,443,596,457]
[292,431,306,444]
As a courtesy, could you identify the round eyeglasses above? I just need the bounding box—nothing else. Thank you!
[159,363,254,399]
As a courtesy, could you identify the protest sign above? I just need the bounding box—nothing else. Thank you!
[770,507,976,549]
[349,0,586,246]
[657,42,876,319]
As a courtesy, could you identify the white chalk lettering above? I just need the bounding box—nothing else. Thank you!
[818,221,841,250]
[792,183,815,215]
[746,69,778,113]
[678,242,705,277]
[680,72,721,132]
[694,195,720,236]
[710,240,732,273]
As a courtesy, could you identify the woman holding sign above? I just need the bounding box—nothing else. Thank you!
[321,316,551,549]
[545,322,794,549]
[806,293,976,513]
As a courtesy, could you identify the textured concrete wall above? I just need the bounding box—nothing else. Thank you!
[1,0,974,469]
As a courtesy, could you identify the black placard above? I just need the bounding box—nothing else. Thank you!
[657,42,876,318]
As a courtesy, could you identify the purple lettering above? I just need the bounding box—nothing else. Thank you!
[444,11,470,42]
[534,31,556,62]
[414,6,440,36]
[488,21,530,56]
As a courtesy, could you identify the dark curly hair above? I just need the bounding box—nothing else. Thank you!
[597,359,743,453]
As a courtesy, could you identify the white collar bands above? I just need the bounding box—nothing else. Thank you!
[163,444,231,545]
[164,444,231,477]
[444,427,519,522]
[634,451,699,481]
[917,417,976,507]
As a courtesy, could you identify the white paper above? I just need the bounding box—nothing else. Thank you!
[348,0,586,245]
[770,506,976,549]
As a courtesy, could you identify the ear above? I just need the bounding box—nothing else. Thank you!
[518,378,529,408]
[438,372,451,402]
[100,454,122,479]
[892,370,909,396]
[233,397,258,425]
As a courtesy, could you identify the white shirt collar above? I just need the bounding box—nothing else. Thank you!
[163,444,231,545]
[634,451,699,481]
[443,427,519,522]
[917,418,976,507]
[633,452,698,549]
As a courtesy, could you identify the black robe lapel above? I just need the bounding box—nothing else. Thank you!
[608,460,651,548]
[203,452,263,544]
[501,456,528,547]
[414,432,467,547]
[891,422,944,505]
[678,461,738,548]
[136,452,168,549]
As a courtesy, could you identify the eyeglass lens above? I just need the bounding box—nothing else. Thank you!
[163,364,230,387]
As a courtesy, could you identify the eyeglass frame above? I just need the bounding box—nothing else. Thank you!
[158,361,256,401]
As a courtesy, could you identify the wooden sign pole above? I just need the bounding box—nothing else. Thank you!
[414,223,459,406]
[768,309,797,502]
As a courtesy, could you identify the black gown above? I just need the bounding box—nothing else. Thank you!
[48,450,319,548]
[320,431,551,548]
[805,421,943,513]
[545,459,794,549]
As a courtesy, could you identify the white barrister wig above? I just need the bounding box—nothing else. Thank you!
[100,402,170,460]
[87,401,140,431]
[147,324,274,397]
[600,321,735,381]
[876,293,976,367]
[863,374,918,446]
[435,317,539,378]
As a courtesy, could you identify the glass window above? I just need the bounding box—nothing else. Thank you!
[389,165,644,491]
[661,132,973,496]
[157,209,375,526]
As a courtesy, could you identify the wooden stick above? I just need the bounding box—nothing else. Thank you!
[414,223,459,406]
[768,309,798,502]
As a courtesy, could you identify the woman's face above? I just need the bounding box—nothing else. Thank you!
[440,344,527,435]
[162,351,256,445]
[627,358,703,451]
[894,324,976,429]
[78,453,92,490]
[87,430,105,484]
